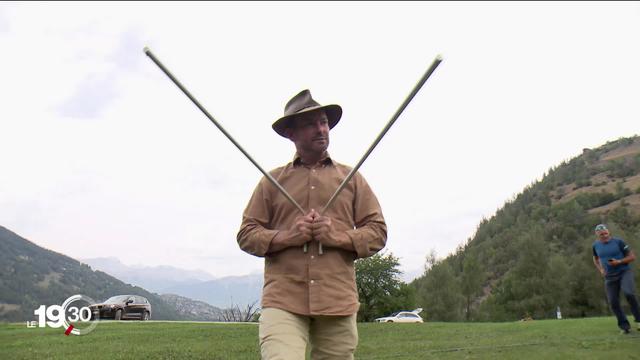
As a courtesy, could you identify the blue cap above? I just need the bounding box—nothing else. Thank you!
[595,224,608,232]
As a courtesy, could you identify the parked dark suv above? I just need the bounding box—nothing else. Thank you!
[90,295,152,321]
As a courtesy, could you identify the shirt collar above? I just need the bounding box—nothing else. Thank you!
[292,152,334,167]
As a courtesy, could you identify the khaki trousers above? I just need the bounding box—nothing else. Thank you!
[259,307,358,360]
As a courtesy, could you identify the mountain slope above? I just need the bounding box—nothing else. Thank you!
[160,294,224,321]
[412,135,640,321]
[162,273,263,308]
[0,226,180,321]
[83,257,263,308]
[80,257,215,294]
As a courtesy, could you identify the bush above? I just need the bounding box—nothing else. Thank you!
[573,192,616,209]
[608,206,635,229]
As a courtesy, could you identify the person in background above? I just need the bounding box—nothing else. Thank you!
[592,223,640,334]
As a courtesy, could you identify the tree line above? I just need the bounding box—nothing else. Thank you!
[355,136,640,322]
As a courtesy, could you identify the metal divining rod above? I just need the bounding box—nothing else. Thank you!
[316,55,443,254]
[143,47,305,216]
[144,47,442,255]
[320,55,442,216]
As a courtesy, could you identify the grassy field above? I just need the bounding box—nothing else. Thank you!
[1,317,639,359]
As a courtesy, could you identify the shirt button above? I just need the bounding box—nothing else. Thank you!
[311,186,315,190]
[311,255,315,259]
[310,280,315,284]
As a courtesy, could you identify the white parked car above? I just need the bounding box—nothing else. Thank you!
[374,308,423,323]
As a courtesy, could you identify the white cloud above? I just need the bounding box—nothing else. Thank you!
[57,74,119,118]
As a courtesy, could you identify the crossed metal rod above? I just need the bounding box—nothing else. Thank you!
[143,47,304,215]
[144,47,442,255]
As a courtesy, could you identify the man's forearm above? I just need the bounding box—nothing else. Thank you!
[619,251,636,265]
[268,231,299,253]
[237,222,279,257]
[593,257,604,272]
[346,222,387,259]
[326,231,356,252]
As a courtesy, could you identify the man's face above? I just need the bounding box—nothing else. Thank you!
[596,229,610,241]
[286,110,330,154]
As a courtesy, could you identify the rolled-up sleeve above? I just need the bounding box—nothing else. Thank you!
[237,177,279,257]
[346,173,387,259]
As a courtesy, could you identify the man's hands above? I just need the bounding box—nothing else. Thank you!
[310,209,351,250]
[270,212,314,252]
[270,210,351,252]
[596,258,623,277]
[608,258,623,267]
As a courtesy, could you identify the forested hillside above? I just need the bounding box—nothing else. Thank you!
[412,135,640,321]
[0,226,180,321]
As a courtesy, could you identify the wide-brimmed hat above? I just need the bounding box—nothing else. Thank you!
[272,89,342,138]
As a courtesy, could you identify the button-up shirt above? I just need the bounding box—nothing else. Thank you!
[237,153,387,316]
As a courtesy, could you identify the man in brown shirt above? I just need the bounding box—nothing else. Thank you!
[237,89,387,359]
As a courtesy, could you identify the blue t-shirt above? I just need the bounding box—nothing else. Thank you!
[592,238,630,276]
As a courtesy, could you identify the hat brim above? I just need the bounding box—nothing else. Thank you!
[272,104,342,138]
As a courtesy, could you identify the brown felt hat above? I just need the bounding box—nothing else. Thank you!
[272,90,342,138]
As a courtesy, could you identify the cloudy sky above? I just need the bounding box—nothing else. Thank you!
[1,2,638,280]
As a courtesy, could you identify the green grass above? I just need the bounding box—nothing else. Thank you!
[1,317,639,359]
